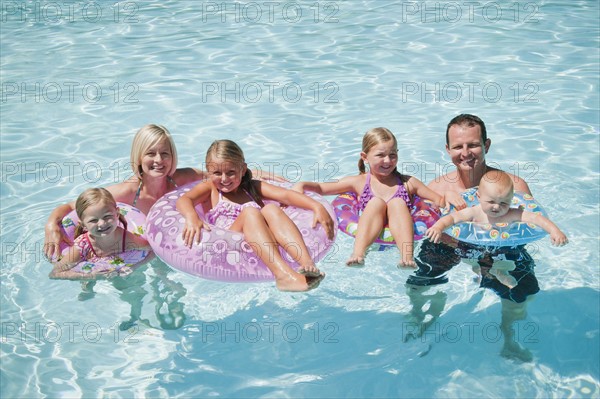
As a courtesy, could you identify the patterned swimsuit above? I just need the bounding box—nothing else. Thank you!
[358,173,412,212]
[74,228,127,261]
[205,190,262,229]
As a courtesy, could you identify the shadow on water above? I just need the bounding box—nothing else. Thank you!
[78,260,188,331]
[139,286,599,398]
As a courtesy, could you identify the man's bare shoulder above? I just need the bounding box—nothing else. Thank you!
[427,171,461,192]
[508,172,532,194]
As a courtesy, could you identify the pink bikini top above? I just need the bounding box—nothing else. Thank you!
[205,189,262,229]
[358,173,412,212]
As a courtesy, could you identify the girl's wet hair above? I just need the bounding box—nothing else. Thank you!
[74,187,127,238]
[358,127,408,184]
[130,124,178,179]
[205,140,264,207]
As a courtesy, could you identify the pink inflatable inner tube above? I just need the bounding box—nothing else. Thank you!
[146,181,337,282]
[332,192,441,245]
[57,203,150,278]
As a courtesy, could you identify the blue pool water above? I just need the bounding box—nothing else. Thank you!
[1,1,599,397]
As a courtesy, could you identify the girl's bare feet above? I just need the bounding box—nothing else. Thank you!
[346,253,365,266]
[275,272,325,292]
[397,248,416,268]
[398,257,417,269]
[298,262,322,277]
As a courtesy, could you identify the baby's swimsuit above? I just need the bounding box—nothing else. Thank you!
[74,228,127,261]
[206,190,261,229]
[358,173,412,212]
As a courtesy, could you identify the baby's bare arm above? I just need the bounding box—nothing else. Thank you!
[520,210,568,246]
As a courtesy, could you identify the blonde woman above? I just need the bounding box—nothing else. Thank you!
[43,124,204,260]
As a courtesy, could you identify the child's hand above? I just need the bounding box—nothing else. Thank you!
[444,191,467,210]
[550,231,568,246]
[312,205,335,240]
[425,227,443,244]
[181,218,210,248]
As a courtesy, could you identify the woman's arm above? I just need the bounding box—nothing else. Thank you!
[44,202,76,259]
[172,167,207,185]
[48,244,83,279]
[126,231,151,251]
[251,168,287,182]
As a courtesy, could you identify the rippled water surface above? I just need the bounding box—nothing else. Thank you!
[1,1,599,398]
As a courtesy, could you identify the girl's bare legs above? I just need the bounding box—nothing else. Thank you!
[230,207,323,292]
[387,198,416,268]
[260,203,321,276]
[348,198,386,266]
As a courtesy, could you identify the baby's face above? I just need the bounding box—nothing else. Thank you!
[477,183,513,218]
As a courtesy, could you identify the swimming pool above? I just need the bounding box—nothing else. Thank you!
[1,0,598,397]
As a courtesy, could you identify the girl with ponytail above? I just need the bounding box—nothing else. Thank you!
[294,128,444,268]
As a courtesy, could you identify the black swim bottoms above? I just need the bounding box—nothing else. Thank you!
[406,239,540,303]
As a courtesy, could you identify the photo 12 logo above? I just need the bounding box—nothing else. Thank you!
[1,81,139,103]
[200,81,339,104]
[400,2,541,24]
[200,1,340,23]
[400,81,539,103]
[402,321,539,344]
[200,321,339,343]
[2,322,141,344]
[1,1,139,23]
[1,160,134,186]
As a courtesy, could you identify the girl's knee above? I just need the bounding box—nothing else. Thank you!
[240,206,263,221]
[261,203,282,217]
[387,197,408,210]
[363,197,387,211]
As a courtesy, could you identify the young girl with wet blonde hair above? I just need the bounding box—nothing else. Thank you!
[43,124,285,261]
[294,127,444,267]
[44,124,205,260]
[177,139,335,292]
[50,188,149,278]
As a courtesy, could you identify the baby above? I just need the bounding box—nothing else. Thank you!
[426,170,568,288]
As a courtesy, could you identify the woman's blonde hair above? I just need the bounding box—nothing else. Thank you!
[74,188,127,238]
[205,140,264,207]
[130,124,178,179]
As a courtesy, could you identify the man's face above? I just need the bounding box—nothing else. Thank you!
[446,124,490,173]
